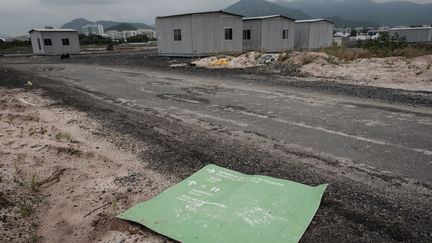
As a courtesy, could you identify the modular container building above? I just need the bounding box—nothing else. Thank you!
[156,11,243,57]
[29,29,80,55]
[294,19,334,49]
[387,27,432,43]
[242,15,295,52]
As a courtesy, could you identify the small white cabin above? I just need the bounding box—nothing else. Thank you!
[242,15,295,52]
[29,29,80,55]
[156,11,243,57]
[294,19,334,49]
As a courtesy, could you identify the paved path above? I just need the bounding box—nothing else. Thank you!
[13,63,432,185]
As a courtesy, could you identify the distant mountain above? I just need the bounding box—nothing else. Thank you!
[61,18,154,32]
[326,16,379,28]
[225,0,310,20]
[61,18,93,30]
[276,0,432,27]
[105,23,137,32]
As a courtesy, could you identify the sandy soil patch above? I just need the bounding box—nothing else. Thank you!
[290,52,432,92]
[190,51,432,92]
[0,88,174,243]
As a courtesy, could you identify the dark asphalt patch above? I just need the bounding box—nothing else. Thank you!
[181,86,232,96]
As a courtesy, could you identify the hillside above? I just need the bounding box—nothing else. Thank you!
[61,18,153,31]
[225,0,310,20]
[326,16,379,28]
[276,0,432,27]
[224,0,377,27]
[105,23,137,32]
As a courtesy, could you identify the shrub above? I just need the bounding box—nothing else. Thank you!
[79,34,113,45]
[126,34,150,43]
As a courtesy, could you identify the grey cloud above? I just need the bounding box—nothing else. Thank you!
[39,0,120,5]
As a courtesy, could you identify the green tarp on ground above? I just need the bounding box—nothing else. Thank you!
[117,164,327,243]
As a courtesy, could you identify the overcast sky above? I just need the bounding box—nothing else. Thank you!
[1,0,431,36]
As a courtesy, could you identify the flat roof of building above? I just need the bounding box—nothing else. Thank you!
[295,19,335,24]
[389,27,432,31]
[243,15,295,21]
[29,29,78,33]
[157,10,243,19]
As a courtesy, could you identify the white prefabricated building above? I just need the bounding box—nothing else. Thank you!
[387,27,432,43]
[156,11,243,57]
[294,19,335,49]
[29,29,80,55]
[242,15,295,52]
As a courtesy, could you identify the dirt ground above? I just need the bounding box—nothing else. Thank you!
[191,51,432,92]
[0,88,174,243]
[289,52,432,92]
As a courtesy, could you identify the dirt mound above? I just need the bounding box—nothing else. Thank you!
[296,52,432,91]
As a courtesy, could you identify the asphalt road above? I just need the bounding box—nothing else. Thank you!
[1,55,432,242]
[11,62,432,185]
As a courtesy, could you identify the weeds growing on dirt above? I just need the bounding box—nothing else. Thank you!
[30,172,39,191]
[325,56,341,65]
[322,35,432,61]
[19,203,33,218]
[14,154,26,174]
[55,132,72,141]
[29,233,40,243]
[301,56,315,65]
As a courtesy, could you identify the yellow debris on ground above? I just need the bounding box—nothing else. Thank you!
[210,58,230,66]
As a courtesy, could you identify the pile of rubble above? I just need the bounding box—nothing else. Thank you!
[190,52,280,69]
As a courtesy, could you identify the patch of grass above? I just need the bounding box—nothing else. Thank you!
[325,56,340,65]
[30,172,39,192]
[19,203,33,218]
[14,154,26,174]
[279,51,292,62]
[55,132,72,141]
[301,56,315,65]
[321,47,371,61]
[321,44,432,61]
[29,233,40,243]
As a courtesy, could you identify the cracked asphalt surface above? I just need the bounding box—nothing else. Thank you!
[1,51,432,242]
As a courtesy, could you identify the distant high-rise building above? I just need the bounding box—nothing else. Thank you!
[81,24,104,36]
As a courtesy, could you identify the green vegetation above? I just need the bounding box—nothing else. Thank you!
[55,132,72,141]
[30,172,39,192]
[105,23,136,32]
[19,203,33,218]
[301,56,315,65]
[0,40,31,50]
[126,34,149,43]
[79,34,113,45]
[361,32,408,52]
[322,34,432,61]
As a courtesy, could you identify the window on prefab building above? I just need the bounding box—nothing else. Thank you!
[243,29,251,40]
[174,29,182,41]
[225,28,233,40]
[43,39,52,46]
[282,29,289,39]
[62,38,70,46]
